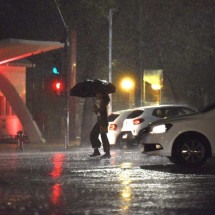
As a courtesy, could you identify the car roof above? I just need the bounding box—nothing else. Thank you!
[148,102,215,126]
[111,105,196,117]
[134,104,194,111]
[111,109,134,114]
[108,109,134,122]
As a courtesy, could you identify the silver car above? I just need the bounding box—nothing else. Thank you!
[99,109,134,146]
[120,104,196,147]
[141,103,215,167]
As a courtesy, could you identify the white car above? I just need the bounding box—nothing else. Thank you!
[141,103,215,167]
[99,109,134,146]
[120,104,196,147]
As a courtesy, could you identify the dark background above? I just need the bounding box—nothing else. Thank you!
[0,0,214,140]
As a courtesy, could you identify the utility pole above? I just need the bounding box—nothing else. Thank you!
[69,31,77,140]
[136,0,144,107]
[54,0,70,149]
[108,9,113,113]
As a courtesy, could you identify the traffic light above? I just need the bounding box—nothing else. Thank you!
[49,52,65,96]
[52,53,62,75]
[52,66,60,75]
[51,77,65,96]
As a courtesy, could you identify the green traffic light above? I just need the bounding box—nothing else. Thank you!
[52,67,60,75]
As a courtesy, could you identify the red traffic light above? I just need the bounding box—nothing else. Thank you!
[51,79,65,95]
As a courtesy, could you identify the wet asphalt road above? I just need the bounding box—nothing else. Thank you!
[1,146,215,215]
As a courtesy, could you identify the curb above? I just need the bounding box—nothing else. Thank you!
[0,140,81,152]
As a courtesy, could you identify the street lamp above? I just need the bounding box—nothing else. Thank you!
[151,83,162,104]
[121,77,135,92]
[120,77,135,108]
[151,83,161,91]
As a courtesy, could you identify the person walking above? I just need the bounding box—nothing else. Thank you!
[90,92,111,158]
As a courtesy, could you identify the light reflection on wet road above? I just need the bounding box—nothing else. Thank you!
[0,147,215,214]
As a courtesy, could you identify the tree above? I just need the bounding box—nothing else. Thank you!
[138,0,214,106]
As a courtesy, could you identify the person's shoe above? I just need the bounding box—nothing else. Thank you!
[100,152,111,159]
[90,149,101,157]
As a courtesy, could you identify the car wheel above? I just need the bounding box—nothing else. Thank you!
[174,136,209,168]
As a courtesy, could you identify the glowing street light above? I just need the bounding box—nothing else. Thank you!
[151,83,161,91]
[121,77,135,92]
[120,77,135,108]
[151,83,162,104]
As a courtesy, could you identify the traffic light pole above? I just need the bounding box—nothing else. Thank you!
[65,40,70,149]
[54,0,70,149]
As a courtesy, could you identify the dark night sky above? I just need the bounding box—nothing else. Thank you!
[1,1,214,110]
[0,1,65,42]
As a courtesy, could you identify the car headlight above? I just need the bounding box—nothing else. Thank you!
[150,123,172,134]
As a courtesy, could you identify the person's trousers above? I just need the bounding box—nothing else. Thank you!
[90,122,110,152]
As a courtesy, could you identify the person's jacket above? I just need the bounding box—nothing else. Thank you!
[94,99,108,127]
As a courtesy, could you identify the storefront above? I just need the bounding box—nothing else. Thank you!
[0,39,63,143]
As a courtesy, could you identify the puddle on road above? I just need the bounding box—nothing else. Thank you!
[0,149,215,214]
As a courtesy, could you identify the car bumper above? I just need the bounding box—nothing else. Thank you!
[140,132,175,156]
[99,132,117,145]
[107,132,117,145]
[121,131,139,145]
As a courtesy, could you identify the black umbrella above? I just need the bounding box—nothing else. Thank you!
[70,79,116,98]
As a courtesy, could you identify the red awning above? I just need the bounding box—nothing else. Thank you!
[0,38,64,65]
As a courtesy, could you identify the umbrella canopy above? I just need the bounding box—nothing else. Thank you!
[70,79,116,98]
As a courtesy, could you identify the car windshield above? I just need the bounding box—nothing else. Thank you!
[152,107,195,118]
[108,114,120,122]
[127,110,144,119]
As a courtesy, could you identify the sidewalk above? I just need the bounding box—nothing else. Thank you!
[0,138,81,152]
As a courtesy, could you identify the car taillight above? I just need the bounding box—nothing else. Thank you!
[133,118,144,125]
[109,124,117,130]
